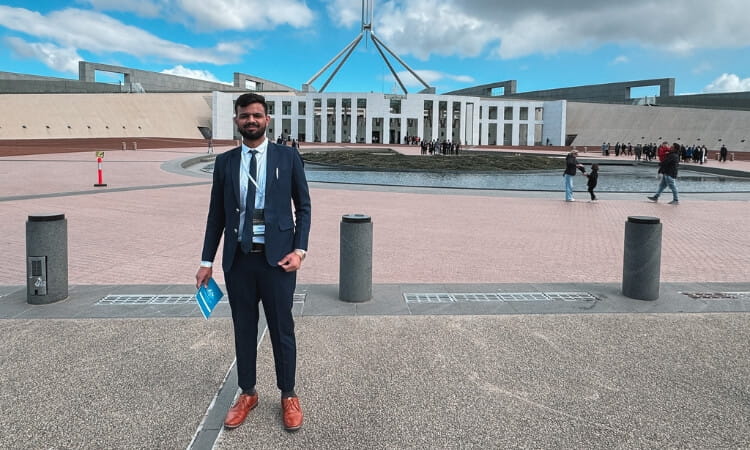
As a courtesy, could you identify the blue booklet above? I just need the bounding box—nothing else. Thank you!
[195,278,224,319]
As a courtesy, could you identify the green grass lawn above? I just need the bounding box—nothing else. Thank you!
[300,149,565,172]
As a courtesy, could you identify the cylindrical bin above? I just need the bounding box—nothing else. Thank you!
[26,213,68,304]
[339,214,372,302]
[622,216,661,300]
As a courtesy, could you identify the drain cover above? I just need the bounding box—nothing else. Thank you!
[97,293,307,305]
[404,292,598,304]
[681,292,750,300]
[97,294,196,305]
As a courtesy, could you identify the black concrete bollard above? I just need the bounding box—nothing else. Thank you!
[26,213,69,304]
[339,214,372,302]
[622,216,661,300]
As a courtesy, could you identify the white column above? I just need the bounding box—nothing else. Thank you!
[400,113,407,145]
[271,100,281,140]
[349,96,357,143]
[305,98,314,143]
[335,96,342,143]
[458,100,465,145]
[365,103,373,144]
[417,107,424,143]
[382,114,390,144]
[432,100,439,141]
[290,100,299,140]
[480,106,489,145]
[320,96,328,143]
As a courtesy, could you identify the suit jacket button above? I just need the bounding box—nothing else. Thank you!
[233,228,238,233]
[235,208,240,212]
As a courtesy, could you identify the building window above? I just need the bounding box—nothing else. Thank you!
[390,98,401,114]
[520,107,528,120]
[519,124,528,144]
[504,106,513,120]
[535,107,543,121]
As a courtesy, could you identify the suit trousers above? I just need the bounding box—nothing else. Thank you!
[224,246,297,392]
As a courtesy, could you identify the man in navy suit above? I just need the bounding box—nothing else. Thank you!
[196,93,311,431]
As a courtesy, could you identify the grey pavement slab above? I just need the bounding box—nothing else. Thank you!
[0,318,235,450]
[218,314,750,449]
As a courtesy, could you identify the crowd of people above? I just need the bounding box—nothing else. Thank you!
[276,135,300,149]
[418,139,461,155]
[599,141,733,164]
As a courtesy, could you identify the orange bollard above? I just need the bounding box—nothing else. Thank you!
[94,157,107,187]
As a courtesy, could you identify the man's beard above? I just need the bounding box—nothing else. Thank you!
[238,124,266,141]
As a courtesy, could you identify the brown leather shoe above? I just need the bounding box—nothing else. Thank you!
[281,396,303,431]
[224,392,258,429]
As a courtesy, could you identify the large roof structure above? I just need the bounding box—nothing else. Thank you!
[302,0,434,95]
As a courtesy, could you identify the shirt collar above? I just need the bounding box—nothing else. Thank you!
[242,137,268,155]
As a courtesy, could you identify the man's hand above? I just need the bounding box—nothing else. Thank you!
[278,251,303,272]
[196,266,213,289]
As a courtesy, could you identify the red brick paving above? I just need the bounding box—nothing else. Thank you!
[1,146,748,286]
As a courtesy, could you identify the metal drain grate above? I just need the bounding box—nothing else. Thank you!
[98,294,197,305]
[681,292,750,300]
[404,292,598,304]
[97,293,307,305]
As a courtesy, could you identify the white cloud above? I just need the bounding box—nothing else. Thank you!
[611,55,629,65]
[385,69,475,88]
[161,65,231,84]
[353,0,750,61]
[376,0,492,60]
[0,6,244,64]
[703,73,750,93]
[175,0,315,31]
[78,0,162,17]
[691,62,713,75]
[325,0,361,28]
[5,37,82,73]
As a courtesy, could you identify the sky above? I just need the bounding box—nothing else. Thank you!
[1,0,750,97]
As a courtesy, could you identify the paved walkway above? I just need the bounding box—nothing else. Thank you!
[1,145,749,449]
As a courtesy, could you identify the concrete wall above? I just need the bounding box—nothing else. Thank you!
[656,91,750,111]
[0,70,120,93]
[566,102,750,151]
[506,79,675,103]
[79,61,242,93]
[0,93,212,139]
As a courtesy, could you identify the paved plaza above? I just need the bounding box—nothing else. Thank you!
[1,145,749,449]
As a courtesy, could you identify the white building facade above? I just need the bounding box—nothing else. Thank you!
[212,91,566,147]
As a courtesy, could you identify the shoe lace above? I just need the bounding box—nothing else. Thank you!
[283,397,301,413]
[235,393,254,408]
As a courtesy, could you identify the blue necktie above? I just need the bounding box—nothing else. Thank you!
[241,150,258,253]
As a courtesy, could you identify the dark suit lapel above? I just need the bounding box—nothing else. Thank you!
[265,142,278,197]
[229,146,242,207]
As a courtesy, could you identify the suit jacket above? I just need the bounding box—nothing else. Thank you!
[201,142,311,271]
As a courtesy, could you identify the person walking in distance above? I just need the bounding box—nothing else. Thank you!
[563,149,586,202]
[648,142,680,205]
[720,144,728,162]
[196,93,312,431]
[585,163,599,202]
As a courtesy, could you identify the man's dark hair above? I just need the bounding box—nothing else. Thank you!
[235,93,268,115]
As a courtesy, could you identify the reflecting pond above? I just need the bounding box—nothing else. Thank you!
[304,163,750,193]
